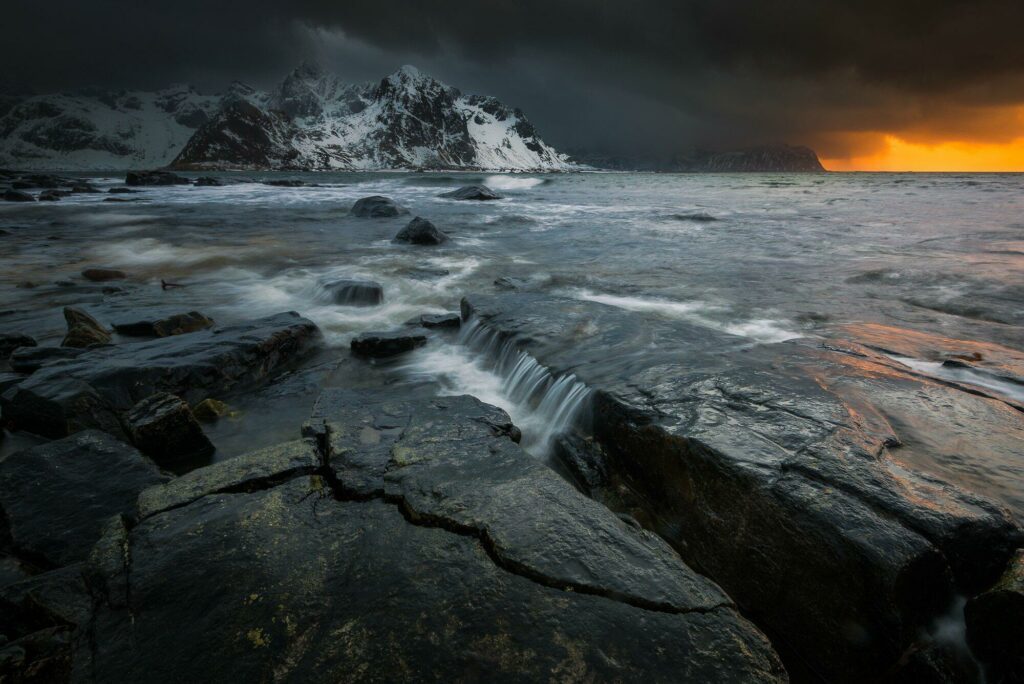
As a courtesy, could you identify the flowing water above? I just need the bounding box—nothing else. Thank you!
[2,171,1022,470]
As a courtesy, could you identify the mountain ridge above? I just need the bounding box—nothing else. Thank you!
[0,64,575,172]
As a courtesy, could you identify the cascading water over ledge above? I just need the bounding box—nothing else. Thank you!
[397,316,593,459]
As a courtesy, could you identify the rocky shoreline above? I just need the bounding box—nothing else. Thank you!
[1,173,1022,683]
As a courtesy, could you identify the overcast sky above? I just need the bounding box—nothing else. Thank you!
[4,0,1024,160]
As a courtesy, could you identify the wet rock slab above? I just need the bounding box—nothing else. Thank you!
[0,431,167,568]
[78,392,785,682]
[111,310,214,337]
[1,312,320,440]
[462,292,1024,681]
[350,329,427,357]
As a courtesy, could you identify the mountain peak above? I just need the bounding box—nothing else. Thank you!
[292,60,325,79]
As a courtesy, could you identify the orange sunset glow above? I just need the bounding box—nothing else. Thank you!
[824,134,1024,172]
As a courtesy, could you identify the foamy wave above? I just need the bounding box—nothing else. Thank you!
[484,175,546,191]
[573,290,801,344]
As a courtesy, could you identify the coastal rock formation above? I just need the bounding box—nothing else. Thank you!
[350,195,408,218]
[111,311,214,337]
[125,170,189,186]
[0,431,167,567]
[394,216,449,245]
[1,312,320,440]
[0,333,35,359]
[124,393,214,463]
[66,392,786,682]
[461,292,1023,681]
[440,184,502,200]
[60,306,111,348]
[321,279,384,306]
[350,329,428,357]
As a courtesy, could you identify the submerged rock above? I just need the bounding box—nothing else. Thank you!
[0,333,36,360]
[2,190,34,202]
[349,195,408,218]
[61,306,111,348]
[1,312,320,439]
[0,431,167,567]
[440,184,502,200]
[111,311,214,337]
[419,312,461,329]
[107,187,135,194]
[966,550,1024,682]
[322,279,383,306]
[193,176,222,187]
[462,292,1024,681]
[74,392,784,682]
[124,170,189,186]
[37,190,64,201]
[393,216,449,245]
[351,330,427,358]
[192,398,233,422]
[81,267,127,282]
[125,393,214,463]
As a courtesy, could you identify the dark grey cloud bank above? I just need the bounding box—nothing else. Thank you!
[5,0,1024,158]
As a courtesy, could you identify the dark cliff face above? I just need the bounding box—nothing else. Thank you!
[173,98,299,170]
[672,145,826,172]
[569,144,827,172]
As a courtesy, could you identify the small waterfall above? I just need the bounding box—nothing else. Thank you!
[457,317,592,457]
[399,317,592,459]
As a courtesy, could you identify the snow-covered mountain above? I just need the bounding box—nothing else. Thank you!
[0,85,220,171]
[0,64,574,172]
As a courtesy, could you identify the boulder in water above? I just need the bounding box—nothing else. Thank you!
[0,333,36,360]
[125,170,189,186]
[193,176,222,187]
[2,190,34,202]
[440,184,502,200]
[351,330,427,358]
[322,279,383,306]
[125,393,214,463]
[350,195,408,218]
[0,430,168,567]
[394,216,449,245]
[38,190,65,201]
[112,311,214,337]
[107,187,135,194]
[192,398,233,422]
[81,267,127,282]
[71,183,100,193]
[61,306,111,348]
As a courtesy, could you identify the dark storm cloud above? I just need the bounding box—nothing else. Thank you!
[4,0,1024,157]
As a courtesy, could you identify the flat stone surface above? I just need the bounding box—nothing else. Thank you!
[461,292,1024,680]
[350,329,427,357]
[136,439,319,519]
[77,392,784,682]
